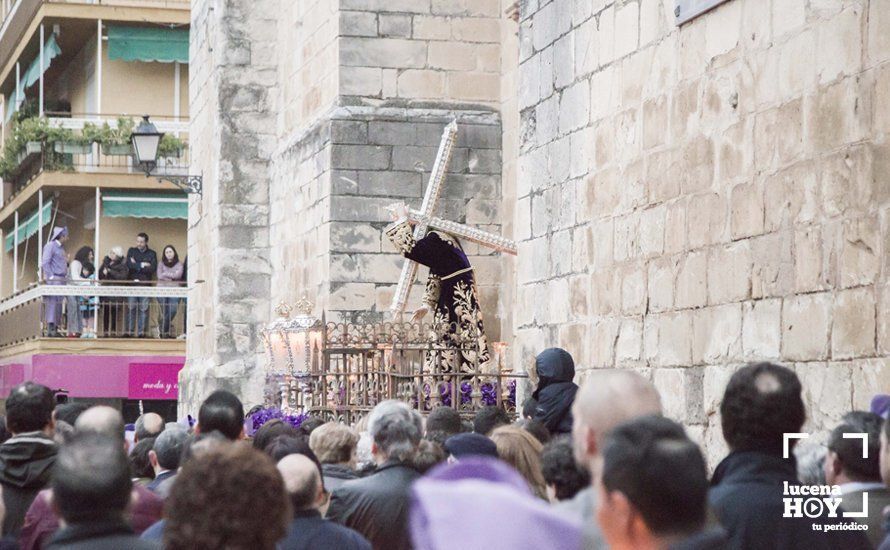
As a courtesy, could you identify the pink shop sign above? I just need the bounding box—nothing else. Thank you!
[128,363,182,400]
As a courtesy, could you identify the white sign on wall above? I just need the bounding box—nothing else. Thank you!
[674,0,732,25]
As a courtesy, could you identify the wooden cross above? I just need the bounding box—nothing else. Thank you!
[388,121,517,317]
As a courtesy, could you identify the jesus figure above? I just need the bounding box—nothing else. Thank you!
[385,203,492,373]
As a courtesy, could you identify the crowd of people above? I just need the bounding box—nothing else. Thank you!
[0,350,886,549]
[40,228,186,339]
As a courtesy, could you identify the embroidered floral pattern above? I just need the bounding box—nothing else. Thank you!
[423,275,441,308]
[385,220,415,254]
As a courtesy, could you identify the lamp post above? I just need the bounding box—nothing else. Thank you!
[260,298,325,412]
[131,115,203,195]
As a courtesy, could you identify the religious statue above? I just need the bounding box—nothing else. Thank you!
[385,203,491,373]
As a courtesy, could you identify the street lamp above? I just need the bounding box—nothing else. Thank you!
[131,115,203,195]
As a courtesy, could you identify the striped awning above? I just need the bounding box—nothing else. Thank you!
[5,33,62,122]
[101,192,188,219]
[3,200,53,252]
[107,26,189,64]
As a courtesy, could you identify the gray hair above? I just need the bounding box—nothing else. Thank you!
[153,427,189,470]
[110,246,123,258]
[368,400,422,462]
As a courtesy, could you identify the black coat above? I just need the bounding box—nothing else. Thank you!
[0,433,57,537]
[46,518,159,549]
[125,247,157,282]
[98,257,128,281]
[709,451,871,550]
[279,510,371,550]
[531,348,578,434]
[326,460,420,550]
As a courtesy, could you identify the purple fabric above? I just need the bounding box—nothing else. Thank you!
[157,261,184,286]
[41,239,68,325]
[410,458,583,550]
[871,395,890,419]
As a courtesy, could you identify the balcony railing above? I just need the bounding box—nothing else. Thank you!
[0,281,188,347]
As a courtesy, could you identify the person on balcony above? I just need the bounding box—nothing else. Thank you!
[126,233,157,338]
[67,246,93,338]
[157,245,184,339]
[99,246,129,337]
[78,261,98,338]
[40,226,69,337]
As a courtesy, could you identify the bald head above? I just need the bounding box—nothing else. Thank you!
[135,413,164,441]
[572,370,662,466]
[75,407,125,441]
[277,454,322,512]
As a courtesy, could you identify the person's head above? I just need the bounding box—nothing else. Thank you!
[136,232,148,250]
[108,246,123,262]
[825,411,883,485]
[298,416,325,437]
[52,433,132,524]
[277,454,325,514]
[444,432,499,461]
[515,418,551,445]
[368,400,423,464]
[135,412,165,442]
[197,390,245,440]
[6,382,55,435]
[265,434,323,475]
[541,436,591,502]
[74,246,93,265]
[81,262,95,278]
[308,422,358,466]
[597,416,708,550]
[129,437,156,480]
[162,245,179,267]
[720,362,805,456]
[426,406,462,437]
[473,406,510,436]
[252,419,299,452]
[165,444,290,550]
[53,402,89,427]
[149,427,188,474]
[52,226,68,244]
[179,431,229,468]
[571,371,662,472]
[490,425,547,499]
[75,406,125,443]
[413,439,446,473]
[794,441,828,486]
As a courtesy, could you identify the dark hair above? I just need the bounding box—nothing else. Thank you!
[298,416,325,437]
[80,262,95,277]
[413,439,446,474]
[473,406,511,436]
[541,436,590,500]
[164,444,290,550]
[288,463,320,511]
[602,415,708,537]
[54,403,89,426]
[162,245,180,268]
[6,382,55,434]
[266,434,321,468]
[137,232,149,243]
[827,411,883,481]
[424,430,450,448]
[720,362,805,455]
[516,418,551,445]
[252,419,299,452]
[179,431,229,467]
[130,437,157,480]
[198,390,244,440]
[522,397,538,420]
[52,433,132,523]
[0,416,10,444]
[154,428,189,471]
[426,406,462,436]
[74,246,93,266]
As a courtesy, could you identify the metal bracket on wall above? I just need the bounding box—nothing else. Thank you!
[675,0,732,25]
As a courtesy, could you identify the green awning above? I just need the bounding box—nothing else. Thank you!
[4,200,53,252]
[102,192,188,219]
[107,26,189,63]
[5,33,61,122]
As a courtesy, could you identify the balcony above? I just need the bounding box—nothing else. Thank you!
[0,280,187,355]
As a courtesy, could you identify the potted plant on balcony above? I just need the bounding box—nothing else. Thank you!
[158,134,185,159]
[96,117,135,156]
[53,126,92,155]
[0,117,55,181]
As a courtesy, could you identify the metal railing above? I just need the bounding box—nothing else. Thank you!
[0,281,188,347]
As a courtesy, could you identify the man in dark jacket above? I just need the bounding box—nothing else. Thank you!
[709,362,871,550]
[278,454,370,550]
[0,382,57,537]
[125,233,157,337]
[326,400,422,550]
[46,433,157,550]
[532,348,578,435]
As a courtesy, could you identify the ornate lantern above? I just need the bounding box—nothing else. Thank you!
[261,298,325,411]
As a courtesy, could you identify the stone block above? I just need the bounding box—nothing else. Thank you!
[620,263,647,315]
[331,120,369,144]
[730,182,764,240]
[707,242,751,305]
[329,282,377,310]
[359,170,422,197]
[451,17,501,43]
[519,54,542,110]
[331,144,391,170]
[379,14,412,37]
[642,95,669,150]
[820,146,874,218]
[447,72,499,102]
[754,100,804,171]
[590,218,614,269]
[397,70,446,98]
[832,287,876,360]
[704,0,740,58]
[839,217,880,288]
[741,298,781,360]
[639,206,665,257]
[413,15,451,40]
[647,256,676,313]
[559,80,590,136]
[597,5,616,66]
[782,293,832,361]
[590,269,620,316]
[808,78,869,153]
[880,286,890,355]
[340,66,383,96]
[467,149,501,175]
[644,148,681,204]
[772,0,806,39]
[676,251,707,309]
[796,362,853,431]
[639,0,663,47]
[590,318,621,367]
[340,37,427,69]
[550,230,573,277]
[367,121,415,146]
[330,222,381,253]
[574,18,597,77]
[342,0,430,13]
[535,94,560,145]
[340,10,378,37]
[330,196,394,222]
[428,41,478,71]
[751,231,794,299]
[763,162,819,232]
[548,136,572,186]
[852,359,890,410]
[680,136,715,194]
[552,34,575,90]
[815,7,862,85]
[703,364,740,418]
[653,368,704,424]
[613,212,641,262]
[664,199,687,254]
[615,319,643,364]
[644,311,693,367]
[793,227,825,293]
[869,0,890,64]
[693,304,742,364]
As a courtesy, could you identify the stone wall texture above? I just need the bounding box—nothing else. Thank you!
[515,0,890,464]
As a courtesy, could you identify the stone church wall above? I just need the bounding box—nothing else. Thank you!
[515,0,890,464]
